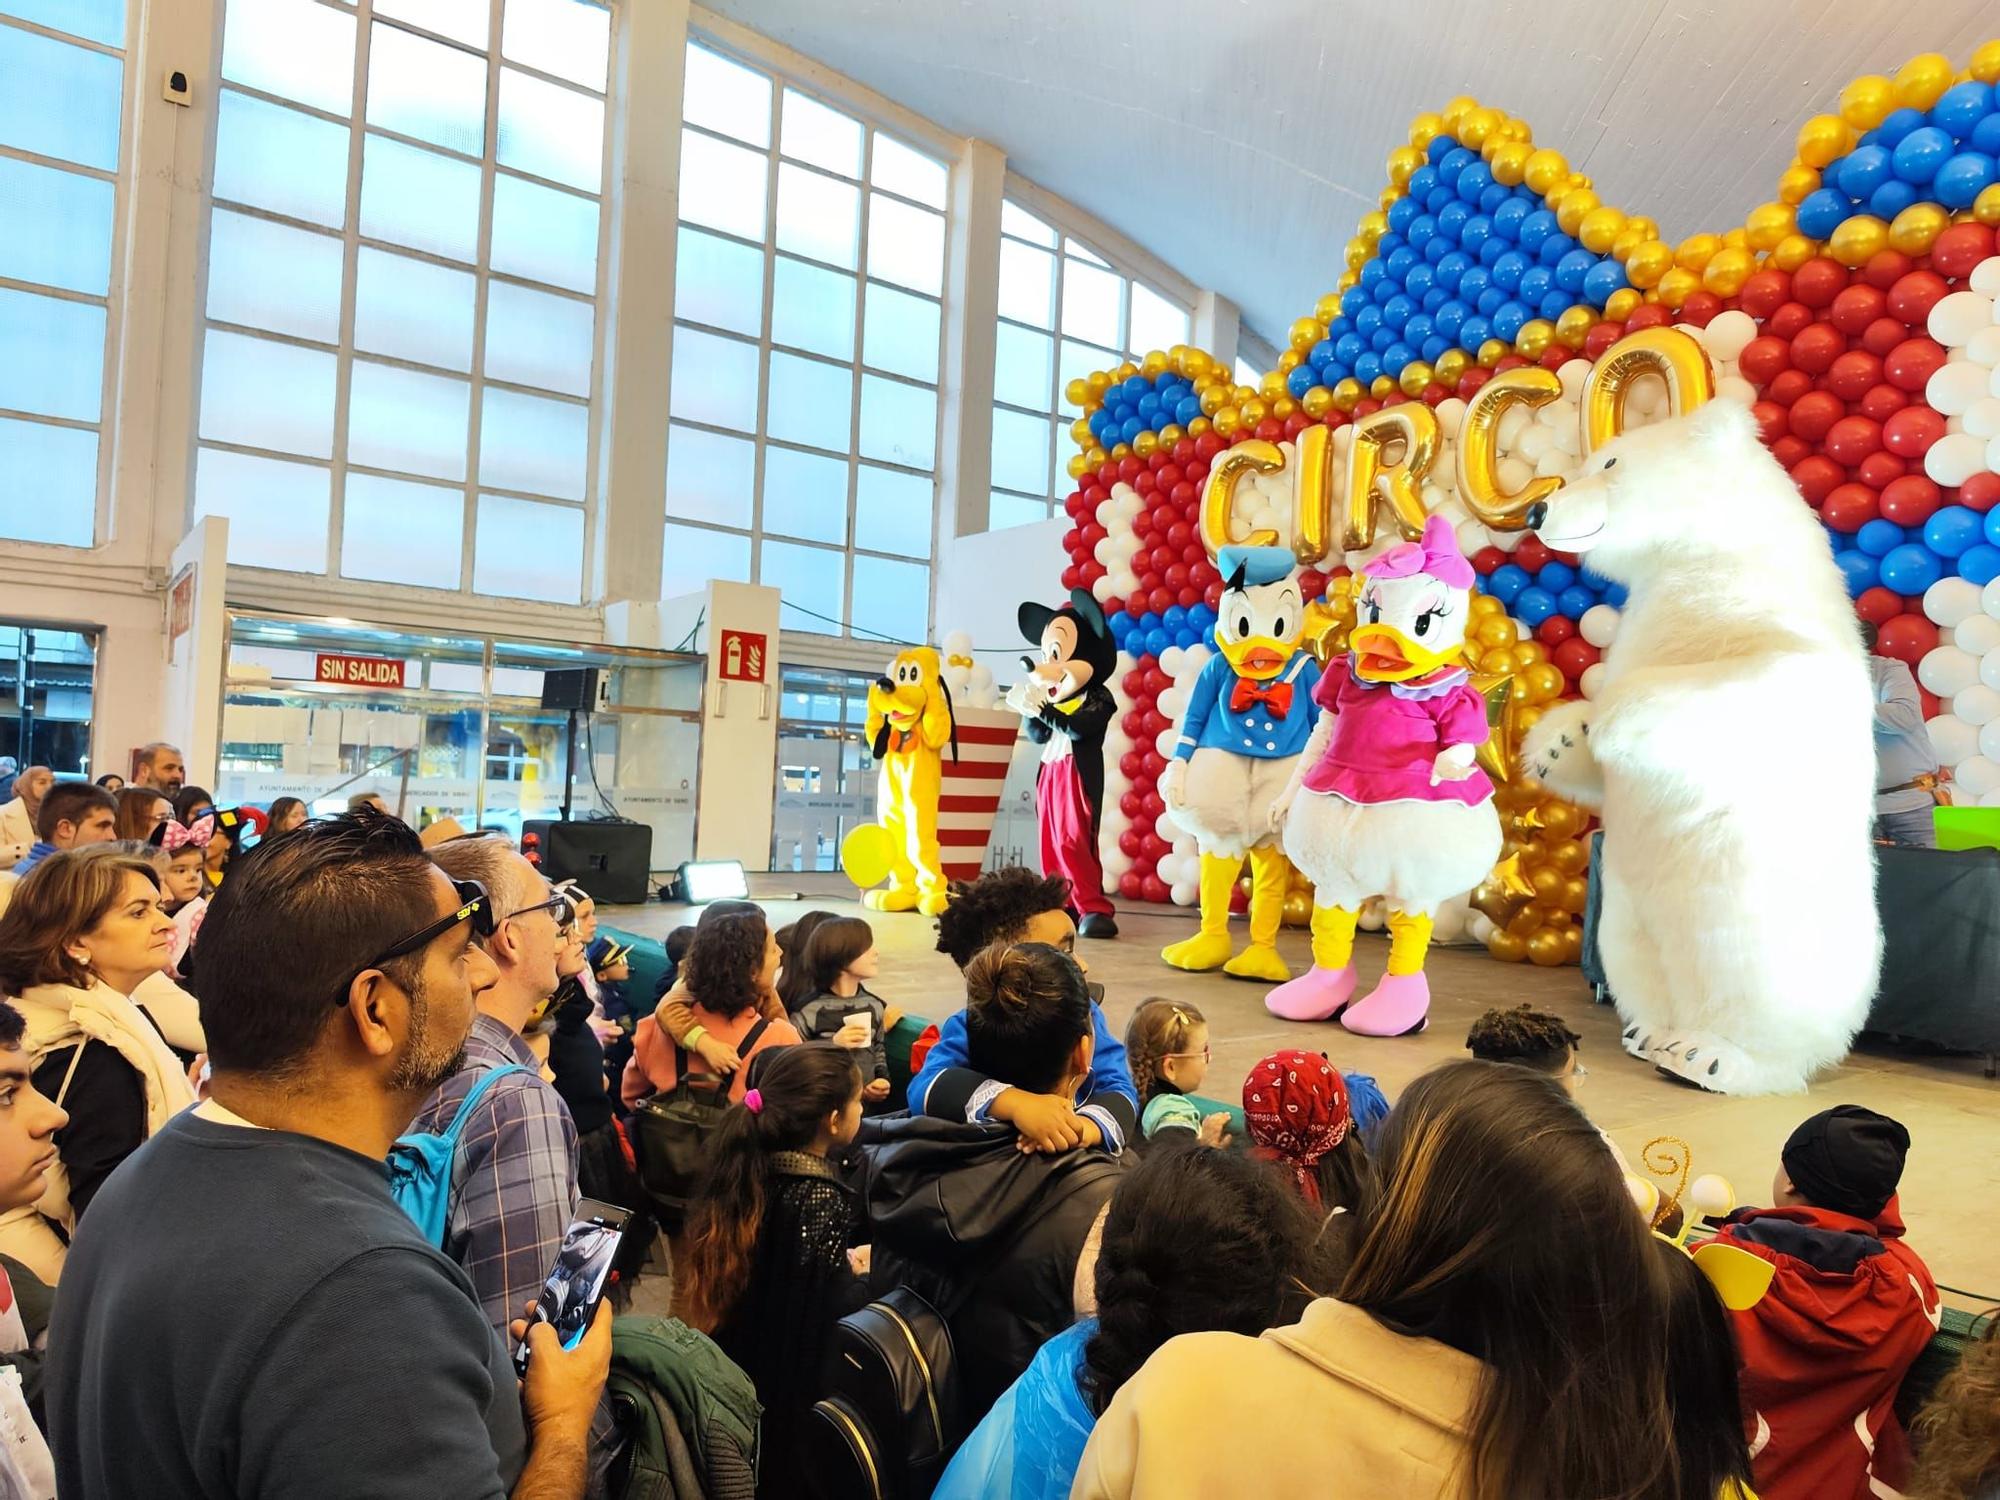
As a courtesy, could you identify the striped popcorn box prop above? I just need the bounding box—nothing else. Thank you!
[937,706,1019,883]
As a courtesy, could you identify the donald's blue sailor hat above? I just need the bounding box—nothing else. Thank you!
[1217,545,1297,593]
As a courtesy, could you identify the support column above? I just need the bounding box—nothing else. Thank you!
[1192,290,1241,371]
[935,139,1005,543]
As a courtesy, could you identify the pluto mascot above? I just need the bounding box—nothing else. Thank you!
[1160,546,1322,981]
[1266,516,1502,1036]
[1522,400,1879,1094]
[1008,590,1120,937]
[863,646,956,917]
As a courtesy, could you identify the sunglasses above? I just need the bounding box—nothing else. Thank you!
[333,878,492,1006]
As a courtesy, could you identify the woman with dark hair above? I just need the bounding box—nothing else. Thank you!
[1076,1059,1747,1500]
[0,853,193,1281]
[1657,1239,1758,1500]
[263,797,307,838]
[789,915,891,1104]
[621,908,799,1108]
[938,1146,1330,1500]
[113,787,172,845]
[681,1042,866,1494]
[93,773,124,793]
[170,787,214,827]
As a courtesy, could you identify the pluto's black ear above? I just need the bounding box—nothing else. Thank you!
[1069,589,1109,639]
[1018,600,1058,644]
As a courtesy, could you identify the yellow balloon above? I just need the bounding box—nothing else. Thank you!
[1070,416,1093,445]
[1515,704,1543,734]
[1199,384,1227,417]
[1743,201,1795,251]
[1064,378,1091,408]
[1624,239,1675,289]
[1527,928,1568,967]
[1487,930,1529,963]
[1772,233,1820,271]
[1516,319,1556,358]
[1888,202,1949,256]
[1435,348,1469,384]
[1604,288,1642,321]
[1490,140,1533,186]
[1240,396,1269,425]
[1159,424,1184,448]
[1085,445,1108,467]
[1523,148,1569,196]
[1441,94,1478,130]
[1475,615,1517,649]
[1272,396,1298,420]
[1460,105,1502,148]
[1289,316,1322,352]
[1795,113,1852,169]
[1396,360,1433,398]
[1655,266,1700,309]
[1556,306,1595,349]
[1110,443,1131,459]
[1512,640,1548,668]
[1839,74,1896,130]
[1409,111,1444,149]
[1141,349,1169,379]
[1527,864,1563,903]
[840,823,896,889]
[1582,326,1715,453]
[1555,188,1601,237]
[1386,144,1423,187]
[1476,339,1510,367]
[1702,247,1754,297]
[1558,875,1590,914]
[1973,40,2000,86]
[1977,183,2000,228]
[1086,370,1112,399]
[1722,226,1748,251]
[1114,361,1138,381]
[1066,452,1090,481]
[1559,924,1584,961]
[1302,384,1334,418]
[1522,662,1566,704]
[1893,52,1953,111]
[1674,233,1722,273]
[1182,348,1213,379]
[1277,349,1303,374]
[1469,592,1507,621]
[1281,890,1312,926]
[1777,164,1821,206]
[1539,800,1582,838]
[1578,205,1628,254]
[1828,214,1889,267]
[1260,369,1288,401]
[1477,646,1516,674]
[1370,375,1396,399]
[1549,837,1589,875]
[1212,406,1241,438]
[1185,417,1210,438]
[1133,430,1158,458]
[1332,378,1364,411]
[1312,294,1342,325]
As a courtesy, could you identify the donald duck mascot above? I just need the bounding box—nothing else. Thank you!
[1265,515,1502,1036]
[1161,545,1322,982]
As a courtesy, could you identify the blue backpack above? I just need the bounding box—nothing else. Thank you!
[387,1063,532,1246]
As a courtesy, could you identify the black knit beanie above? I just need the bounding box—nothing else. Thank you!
[1781,1105,1911,1220]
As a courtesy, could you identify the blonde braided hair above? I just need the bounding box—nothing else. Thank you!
[1125,997,1202,1107]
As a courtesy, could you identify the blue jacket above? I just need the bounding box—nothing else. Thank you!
[910,1001,1138,1151]
[1173,651,1322,761]
[934,1318,1095,1500]
[10,842,56,877]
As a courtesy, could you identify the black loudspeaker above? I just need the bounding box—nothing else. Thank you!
[540,667,600,711]
[522,819,653,904]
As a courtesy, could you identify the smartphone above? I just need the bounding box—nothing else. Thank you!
[514,1198,629,1374]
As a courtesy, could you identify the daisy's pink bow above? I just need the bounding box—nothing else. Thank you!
[1362,514,1475,590]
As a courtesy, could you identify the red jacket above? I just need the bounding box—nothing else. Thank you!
[1716,1198,1939,1500]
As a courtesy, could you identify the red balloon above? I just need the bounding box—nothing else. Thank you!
[1882,338,1947,392]
[1791,258,1848,308]
[1119,751,1144,779]
[1148,586,1175,614]
[1118,828,1143,857]
[1824,350,1883,400]
[1823,415,1882,466]
[1855,451,1908,489]
[1737,270,1793,318]
[1537,615,1578,647]
[1886,272,1950,328]
[1552,638,1601,678]
[1118,456,1142,482]
[1919,686,1941,720]
[1883,406,1945,458]
[1194,432,1222,460]
[1765,301,1815,340]
[1141,793,1166,820]
[1060,565,1080,589]
[1876,614,1940,667]
[1119,871,1144,901]
[1766,369,1814,406]
[1787,390,1845,442]
[1855,587,1904,625]
[1820,482,1880,531]
[1879,475,1942,526]
[1119,791,1143,818]
[1164,563,1189,590]
[1789,323,1847,374]
[1860,316,1909,357]
[1458,369,1492,398]
[1790,455,1845,505]
[1858,383,1910,421]
[1583,322,1624,359]
[1961,472,2000,514]
[1132,471,1157,496]
[1737,335,1793,385]
[1769,435,1810,469]
[1828,284,1888,334]
[1538,346,1570,372]
[1513,536,1553,573]
[1625,304,1671,331]
[1177,586,1201,609]
[1140,875,1171,905]
[1750,400,1790,444]
[1932,223,1997,280]
[1862,251,1914,290]
[1680,291,1723,326]
[1472,546,1506,576]
[1255,417,1284,441]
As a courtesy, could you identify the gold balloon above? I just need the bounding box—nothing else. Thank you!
[1343,403,1439,550]
[1623,239,1675,289]
[1577,205,1627,254]
[1259,371,1287,402]
[1459,105,1502,148]
[1490,140,1532,186]
[1474,615,1516,649]
[1582,326,1715,454]
[1487,930,1529,963]
[1522,148,1569,195]
[1521,661,1565,704]
[1370,375,1395,400]
[1476,338,1509,367]
[1978,183,2000,227]
[1477,646,1516,674]
[1159,424,1185,448]
[1277,349,1303,374]
[1743,200,1794,251]
[1508,901,1553,938]
[1559,924,1584,961]
[1674,232,1722,272]
[1776,164,1821,206]
[1554,187,1600,236]
[1457,364,1563,531]
[1549,837,1589,875]
[1604,288,1642,321]
[1200,439,1285,555]
[1539,800,1582,838]
[1469,591,1506,620]
[1409,111,1444,149]
[1527,929,1567,967]
[1435,348,1469,384]
[1086,370,1112,399]
[1065,378,1091,409]
[1528,864,1564,903]
[1282,890,1312,925]
[1398,360,1435,398]
[1702,247,1754,297]
[1070,415,1093,445]
[1294,423,1334,566]
[1975,39,2000,85]
[1298,596,1353,665]
[1828,214,1888,267]
[1332,378,1364,412]
[1556,305,1595,349]
[1516,319,1556,358]
[1386,145,1423,187]
[1839,74,1895,130]
[1794,113,1852,169]
[1888,203,1949,256]
[1302,384,1334,419]
[1114,361,1138,381]
[1066,453,1089,480]
[1655,267,1699,308]
[1199,384,1227,417]
[1558,876,1590,914]
[1893,52,1953,111]
[1470,850,1535,925]
[1212,408,1241,439]
[1288,317,1322,352]
[1471,667,1521,788]
[1771,233,1819,271]
[1133,430,1158,458]
[1272,396,1299,421]
[1513,640,1548,667]
[1312,293,1342,325]
[1141,349,1169,379]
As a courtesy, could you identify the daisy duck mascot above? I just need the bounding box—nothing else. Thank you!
[1160,545,1322,982]
[1265,515,1502,1036]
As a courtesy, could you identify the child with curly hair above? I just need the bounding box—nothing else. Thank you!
[1464,1004,1585,1086]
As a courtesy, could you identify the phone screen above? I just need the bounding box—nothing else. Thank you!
[515,1198,628,1373]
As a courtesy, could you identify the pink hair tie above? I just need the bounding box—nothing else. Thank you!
[743,1089,763,1114]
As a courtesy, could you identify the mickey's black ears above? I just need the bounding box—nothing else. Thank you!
[1068,588,1109,639]
[1018,600,1057,644]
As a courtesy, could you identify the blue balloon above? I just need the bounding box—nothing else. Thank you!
[1488,564,1531,605]
[1932,81,1995,140]
[1423,234,1451,265]
[1119,374,1146,400]
[1382,294,1416,330]
[1535,287,1569,320]
[1558,585,1597,619]
[1538,561,1577,593]
[1836,144,1893,199]
[1405,312,1436,346]
[1491,198,1529,240]
[1460,315,1493,348]
[1387,196,1418,232]
[1477,285,1508,315]
[1439,145,1476,179]
[1935,152,1999,210]
[1408,165,1439,199]
[1426,184,1457,215]
[1287,364,1317,399]
[1434,301,1468,340]
[1555,248,1596,293]
[1480,183,1511,215]
[1145,628,1171,659]
[1796,188,1851,238]
[1120,416,1143,443]
[1162,605,1187,631]
[1477,235,1508,267]
[1983,505,2000,549]
[1378,231,1406,258]
[1370,326,1397,353]
[1836,549,1880,597]
[1435,203,1469,243]
[1459,265,1492,301]
[1341,286,1370,316]
[1892,126,1954,183]
[1136,393,1161,422]
[1869,179,1920,220]
[1878,543,1943,594]
[1976,113,2000,156]
[1189,604,1215,631]
[1407,215,1437,251]
[1419,334,1449,361]
[1137,611,1161,633]
[1518,210,1558,253]
[1875,107,1926,147]
[1492,251,1530,291]
[1435,251,1472,290]
[1386,246,1420,282]
[1492,301,1530,341]
[1458,162,1494,199]
[1354,351,1382,384]
[1176,396,1202,425]
[1404,262,1437,299]
[1925,504,1984,558]
[1382,341,1415,371]
[1959,545,2000,587]
[1355,303,1384,336]
[1426,134,1454,164]
[1856,518,1905,557]
[1582,258,1629,305]
[1600,581,1629,608]
[1537,231,1577,267]
[1514,587,1558,627]
[1518,265,1554,306]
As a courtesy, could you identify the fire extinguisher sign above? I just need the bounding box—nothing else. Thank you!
[716,629,767,683]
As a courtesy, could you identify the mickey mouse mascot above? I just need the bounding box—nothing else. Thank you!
[1008,589,1120,938]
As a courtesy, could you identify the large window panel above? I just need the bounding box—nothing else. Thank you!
[780,88,861,178]
[0,156,113,297]
[669,328,759,433]
[775,164,859,270]
[197,330,337,459]
[360,135,481,261]
[220,0,355,114]
[682,43,769,146]
[766,353,853,454]
[0,0,122,47]
[665,424,754,529]
[365,23,487,156]
[662,522,751,600]
[348,362,471,481]
[192,448,331,574]
[206,211,344,344]
[489,174,598,292]
[479,388,587,501]
[865,195,943,295]
[352,248,477,371]
[679,129,767,241]
[0,26,121,172]
[484,280,594,397]
[473,494,583,603]
[0,288,106,423]
[858,376,935,471]
[762,539,844,630]
[771,257,855,362]
[854,465,931,558]
[497,68,603,193]
[502,0,610,91]
[674,227,765,337]
[851,553,929,644]
[762,445,848,545]
[861,283,939,384]
[375,0,487,48]
[0,417,96,547]
[342,473,466,589]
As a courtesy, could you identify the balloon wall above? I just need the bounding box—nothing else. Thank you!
[1063,43,2000,963]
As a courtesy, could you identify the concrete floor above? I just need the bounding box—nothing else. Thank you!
[612,874,2000,1305]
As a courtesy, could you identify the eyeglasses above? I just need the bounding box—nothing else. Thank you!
[1166,1046,1212,1062]
[333,878,492,1005]
[505,887,576,932]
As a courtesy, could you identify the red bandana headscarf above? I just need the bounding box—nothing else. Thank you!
[1242,1050,1352,1206]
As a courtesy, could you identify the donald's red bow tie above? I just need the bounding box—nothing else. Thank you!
[1230,678,1294,716]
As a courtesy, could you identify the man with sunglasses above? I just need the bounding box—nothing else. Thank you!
[44,811,611,1499]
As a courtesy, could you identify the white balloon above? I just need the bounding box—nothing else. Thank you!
[1919,645,1981,697]
[1490,527,1525,552]
[1955,684,2000,726]
[1169,880,1197,907]
[1431,896,1467,943]
[1579,662,1607,698]
[1456,517,1491,557]
[1982,648,2000,693]
[1955,613,2000,655]
[1157,687,1186,718]
[1979,718,2000,762]
[1715,375,1758,407]
[1700,309,1757,362]
[1927,432,1989,487]
[1956,755,2000,797]
[1091,572,1116,603]
[1435,397,1467,438]
[1095,500,1119,526]
[1925,576,1984,627]
[1184,643,1212,669]
[1927,361,1990,417]
[1557,360,1592,401]
[1929,713,1980,765]
[1517,425,1553,463]
[1154,728,1179,759]
[1972,257,2000,297]
[1466,912,1496,945]
[1967,326,2000,366]
[1989,430,2000,478]
[1579,604,1621,648]
[1964,398,2000,441]
[1928,292,1996,349]
[1496,405,1533,449]
[1159,646,1186,676]
[1357,905,1386,932]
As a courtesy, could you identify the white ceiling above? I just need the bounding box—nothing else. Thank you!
[705,0,1998,347]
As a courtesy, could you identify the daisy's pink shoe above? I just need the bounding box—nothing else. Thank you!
[1264,964,1357,1023]
[1339,971,1431,1037]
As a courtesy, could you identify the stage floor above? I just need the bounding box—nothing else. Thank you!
[611,874,2000,1302]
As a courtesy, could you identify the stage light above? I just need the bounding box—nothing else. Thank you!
[676,859,748,904]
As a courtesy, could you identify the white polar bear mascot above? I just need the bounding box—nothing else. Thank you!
[1522,398,1881,1095]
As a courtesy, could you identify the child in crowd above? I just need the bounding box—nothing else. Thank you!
[650,924,697,1011]
[683,1043,868,1497]
[623,907,800,1108]
[774,910,838,1012]
[937,1143,1332,1500]
[1241,1050,1376,1271]
[154,822,209,978]
[651,903,792,1077]
[1123,999,1233,1147]
[1714,1104,1938,1500]
[1466,1004,1629,1169]
[789,916,892,1106]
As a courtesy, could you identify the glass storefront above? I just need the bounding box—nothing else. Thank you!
[0,623,98,776]
[772,666,880,872]
[217,613,704,873]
